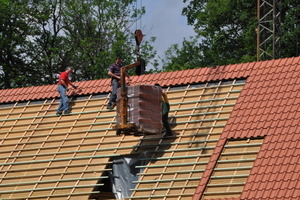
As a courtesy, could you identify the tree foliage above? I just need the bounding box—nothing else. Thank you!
[279,0,300,56]
[0,0,156,89]
[162,0,300,71]
[162,36,202,71]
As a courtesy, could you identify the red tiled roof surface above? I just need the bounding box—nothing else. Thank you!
[193,57,300,200]
[1,56,300,200]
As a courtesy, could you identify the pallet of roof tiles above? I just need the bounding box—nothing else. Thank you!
[116,85,162,135]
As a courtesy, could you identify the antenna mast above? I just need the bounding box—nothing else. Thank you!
[256,0,281,61]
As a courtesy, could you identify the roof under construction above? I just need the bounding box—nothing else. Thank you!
[0,56,299,200]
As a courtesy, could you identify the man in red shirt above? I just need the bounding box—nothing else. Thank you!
[57,67,77,115]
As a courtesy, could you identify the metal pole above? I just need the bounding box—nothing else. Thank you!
[257,0,261,61]
[118,62,141,129]
[273,0,276,58]
[120,67,127,127]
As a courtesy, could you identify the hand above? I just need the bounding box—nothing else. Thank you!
[126,78,132,85]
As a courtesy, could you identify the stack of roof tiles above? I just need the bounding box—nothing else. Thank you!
[0,56,299,200]
[116,85,163,134]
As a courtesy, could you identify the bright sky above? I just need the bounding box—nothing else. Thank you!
[138,0,196,69]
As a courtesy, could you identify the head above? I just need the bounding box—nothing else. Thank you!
[115,56,122,65]
[65,67,74,74]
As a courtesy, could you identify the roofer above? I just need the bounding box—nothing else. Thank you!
[155,83,172,137]
[56,67,78,115]
[107,56,130,110]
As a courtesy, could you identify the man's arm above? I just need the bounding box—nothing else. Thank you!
[61,79,77,89]
[108,71,120,80]
[162,91,169,103]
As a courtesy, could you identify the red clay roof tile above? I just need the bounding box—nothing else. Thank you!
[181,68,193,77]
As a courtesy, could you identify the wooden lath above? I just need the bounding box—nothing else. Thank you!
[0,78,246,200]
[0,94,143,200]
[201,138,264,199]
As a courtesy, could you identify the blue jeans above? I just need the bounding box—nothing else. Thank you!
[108,79,120,106]
[57,85,69,112]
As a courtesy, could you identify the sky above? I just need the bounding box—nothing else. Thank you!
[136,0,196,69]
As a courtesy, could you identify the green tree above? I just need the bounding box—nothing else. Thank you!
[0,0,39,88]
[28,0,69,84]
[0,0,156,89]
[279,0,300,57]
[163,0,257,71]
[163,0,300,71]
[162,36,202,71]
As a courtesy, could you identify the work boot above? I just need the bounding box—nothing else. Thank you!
[107,103,116,110]
[163,131,173,138]
[107,104,112,110]
[63,110,71,115]
[56,111,63,115]
[111,103,116,109]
